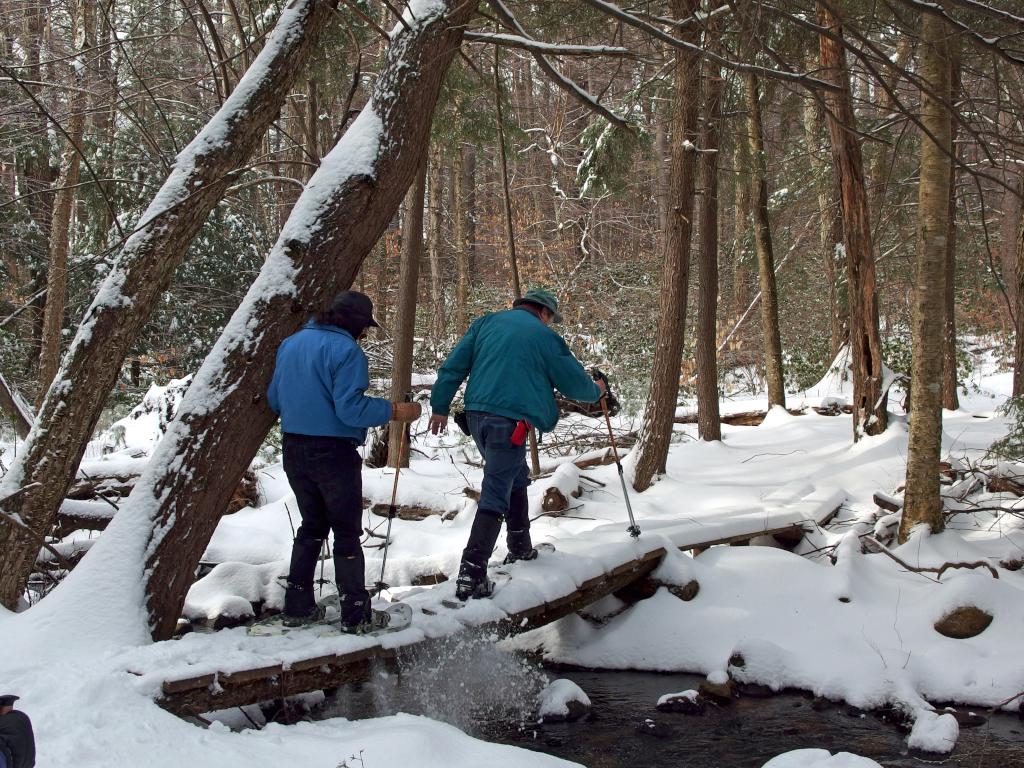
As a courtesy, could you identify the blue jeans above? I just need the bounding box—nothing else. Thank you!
[467,411,530,515]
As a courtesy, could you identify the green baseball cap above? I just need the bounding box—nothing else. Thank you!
[514,288,563,323]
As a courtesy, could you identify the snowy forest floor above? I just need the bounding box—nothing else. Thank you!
[1,349,1022,767]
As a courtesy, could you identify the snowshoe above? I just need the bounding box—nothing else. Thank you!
[503,541,555,565]
[340,602,413,635]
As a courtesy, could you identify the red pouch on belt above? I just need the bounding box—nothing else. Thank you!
[511,420,530,446]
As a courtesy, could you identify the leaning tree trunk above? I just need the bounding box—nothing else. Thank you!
[0,0,337,610]
[817,3,888,440]
[695,47,723,442]
[899,10,952,543]
[631,0,701,491]
[389,163,426,469]
[38,0,93,401]
[743,71,786,409]
[121,1,475,640]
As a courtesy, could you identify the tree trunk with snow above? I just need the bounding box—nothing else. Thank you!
[389,163,426,469]
[631,0,700,491]
[131,0,476,640]
[0,0,337,610]
[0,375,33,439]
[817,3,888,440]
[695,50,722,442]
[900,10,951,544]
[743,70,786,409]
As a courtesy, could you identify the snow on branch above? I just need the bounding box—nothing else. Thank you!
[892,0,1024,65]
[576,0,842,94]
[489,0,631,131]
[464,31,630,57]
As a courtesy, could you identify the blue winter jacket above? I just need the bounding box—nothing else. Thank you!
[267,322,392,441]
[431,308,602,432]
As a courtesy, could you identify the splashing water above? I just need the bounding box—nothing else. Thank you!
[317,632,549,735]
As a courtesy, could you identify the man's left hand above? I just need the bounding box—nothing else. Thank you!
[429,414,448,434]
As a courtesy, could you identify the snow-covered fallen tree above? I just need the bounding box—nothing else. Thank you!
[49,0,478,641]
[0,0,337,609]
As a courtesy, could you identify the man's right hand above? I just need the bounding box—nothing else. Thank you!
[429,414,448,434]
[392,401,422,422]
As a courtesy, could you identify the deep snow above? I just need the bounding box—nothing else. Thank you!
[0,343,1021,766]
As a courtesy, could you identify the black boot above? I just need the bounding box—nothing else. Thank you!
[503,529,538,564]
[455,510,502,600]
[335,549,371,632]
[283,536,324,621]
[455,560,495,601]
[503,488,537,564]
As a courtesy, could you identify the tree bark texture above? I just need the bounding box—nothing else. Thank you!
[743,71,786,408]
[453,143,470,333]
[817,3,888,439]
[695,53,723,442]
[0,0,337,610]
[426,147,445,341]
[1013,194,1024,397]
[942,45,960,411]
[801,90,845,358]
[38,0,93,402]
[134,1,476,640]
[494,48,521,299]
[631,0,701,491]
[900,10,951,543]
[389,163,426,469]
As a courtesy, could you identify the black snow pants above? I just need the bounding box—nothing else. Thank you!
[282,433,369,625]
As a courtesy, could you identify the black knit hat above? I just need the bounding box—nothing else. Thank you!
[328,291,380,328]
[0,695,19,707]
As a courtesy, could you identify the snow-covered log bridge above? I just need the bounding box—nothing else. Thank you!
[144,485,843,717]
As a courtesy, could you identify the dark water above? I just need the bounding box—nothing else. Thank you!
[314,637,1024,768]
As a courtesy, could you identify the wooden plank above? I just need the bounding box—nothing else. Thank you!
[155,500,837,716]
[158,551,668,716]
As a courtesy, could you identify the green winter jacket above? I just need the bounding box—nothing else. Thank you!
[431,308,602,432]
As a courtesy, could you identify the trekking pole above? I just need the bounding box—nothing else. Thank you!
[374,393,411,597]
[599,387,641,539]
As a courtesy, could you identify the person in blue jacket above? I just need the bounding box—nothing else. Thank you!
[429,288,604,600]
[268,291,421,632]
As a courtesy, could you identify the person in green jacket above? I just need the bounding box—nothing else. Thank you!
[429,288,605,600]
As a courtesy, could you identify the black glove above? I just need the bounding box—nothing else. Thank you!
[590,368,620,417]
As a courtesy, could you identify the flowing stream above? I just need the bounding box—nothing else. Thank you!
[311,636,1024,767]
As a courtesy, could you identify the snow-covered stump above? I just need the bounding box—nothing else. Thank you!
[108,0,480,641]
[0,0,337,609]
[537,679,591,723]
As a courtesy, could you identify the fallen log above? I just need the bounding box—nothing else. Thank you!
[674,408,806,427]
[369,502,456,521]
[157,547,667,716]
[872,492,903,513]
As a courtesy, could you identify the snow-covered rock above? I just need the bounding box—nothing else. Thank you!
[537,679,591,723]
[762,749,883,768]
